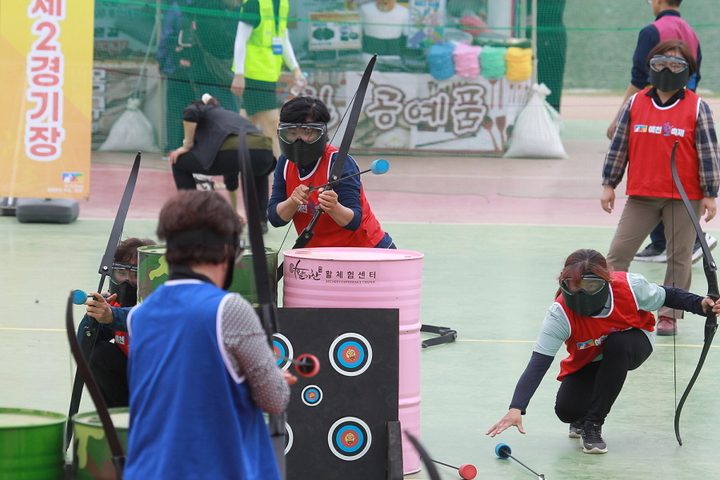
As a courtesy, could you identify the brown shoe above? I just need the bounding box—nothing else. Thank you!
[656,316,677,336]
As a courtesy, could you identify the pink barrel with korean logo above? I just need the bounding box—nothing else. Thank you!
[282,247,423,475]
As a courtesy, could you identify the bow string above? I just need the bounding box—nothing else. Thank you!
[670,140,719,445]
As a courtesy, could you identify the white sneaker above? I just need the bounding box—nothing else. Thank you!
[692,233,717,264]
[193,174,215,191]
[707,233,718,250]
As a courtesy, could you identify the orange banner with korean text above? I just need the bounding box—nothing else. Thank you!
[0,0,94,199]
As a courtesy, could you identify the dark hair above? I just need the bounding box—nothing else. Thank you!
[280,95,331,123]
[647,39,698,76]
[115,237,155,264]
[157,190,242,266]
[555,249,613,298]
[666,0,682,7]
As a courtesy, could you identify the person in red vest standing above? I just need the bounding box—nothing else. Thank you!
[600,40,720,336]
[607,0,715,273]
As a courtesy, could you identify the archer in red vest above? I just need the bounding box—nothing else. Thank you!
[601,39,720,336]
[486,249,720,455]
[80,237,155,407]
[267,96,395,248]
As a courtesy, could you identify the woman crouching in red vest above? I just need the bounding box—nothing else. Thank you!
[486,249,720,454]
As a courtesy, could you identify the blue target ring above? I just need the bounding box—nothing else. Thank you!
[327,417,372,461]
[329,333,372,377]
[272,333,293,370]
[301,385,323,407]
[335,427,365,453]
[336,341,365,368]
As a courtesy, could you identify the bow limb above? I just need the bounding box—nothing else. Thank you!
[404,432,441,480]
[292,54,377,249]
[65,152,141,459]
[66,294,125,478]
[670,140,720,445]
[237,129,287,478]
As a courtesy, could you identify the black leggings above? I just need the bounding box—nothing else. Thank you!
[554,328,653,425]
[89,340,129,408]
[172,149,241,191]
[172,149,269,222]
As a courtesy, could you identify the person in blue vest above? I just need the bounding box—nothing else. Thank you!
[600,40,720,336]
[486,249,720,454]
[267,95,395,248]
[124,190,296,479]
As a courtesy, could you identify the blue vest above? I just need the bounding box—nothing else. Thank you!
[125,280,280,480]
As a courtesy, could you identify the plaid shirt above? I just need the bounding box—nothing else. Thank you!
[603,89,720,197]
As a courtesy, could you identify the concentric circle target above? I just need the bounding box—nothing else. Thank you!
[327,417,372,461]
[272,333,294,370]
[328,333,372,376]
[301,385,323,407]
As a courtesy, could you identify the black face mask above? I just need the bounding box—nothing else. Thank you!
[649,67,690,93]
[280,135,327,169]
[109,280,137,307]
[561,282,611,317]
[109,262,138,307]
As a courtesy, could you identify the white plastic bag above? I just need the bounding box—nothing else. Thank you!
[503,83,567,159]
[100,98,160,152]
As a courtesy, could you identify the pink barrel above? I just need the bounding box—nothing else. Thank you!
[282,247,423,474]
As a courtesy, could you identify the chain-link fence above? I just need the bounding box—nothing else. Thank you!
[91,0,720,156]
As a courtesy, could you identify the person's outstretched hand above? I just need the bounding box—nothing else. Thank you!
[486,408,525,438]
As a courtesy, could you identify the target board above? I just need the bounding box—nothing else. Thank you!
[277,307,399,480]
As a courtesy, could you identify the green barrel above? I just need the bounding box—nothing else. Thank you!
[0,408,65,480]
[72,408,129,480]
[136,245,279,304]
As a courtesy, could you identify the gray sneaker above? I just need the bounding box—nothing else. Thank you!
[634,243,666,262]
[569,420,583,438]
[580,422,607,454]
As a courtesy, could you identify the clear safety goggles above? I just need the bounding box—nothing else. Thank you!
[110,262,138,286]
[559,275,607,296]
[649,55,689,74]
[277,122,326,145]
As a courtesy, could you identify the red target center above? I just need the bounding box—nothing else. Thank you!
[341,429,357,447]
[342,346,358,363]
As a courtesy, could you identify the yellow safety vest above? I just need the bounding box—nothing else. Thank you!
[244,0,288,82]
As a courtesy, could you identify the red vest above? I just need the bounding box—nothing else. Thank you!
[627,89,701,199]
[284,146,386,248]
[110,300,129,356]
[555,272,656,380]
